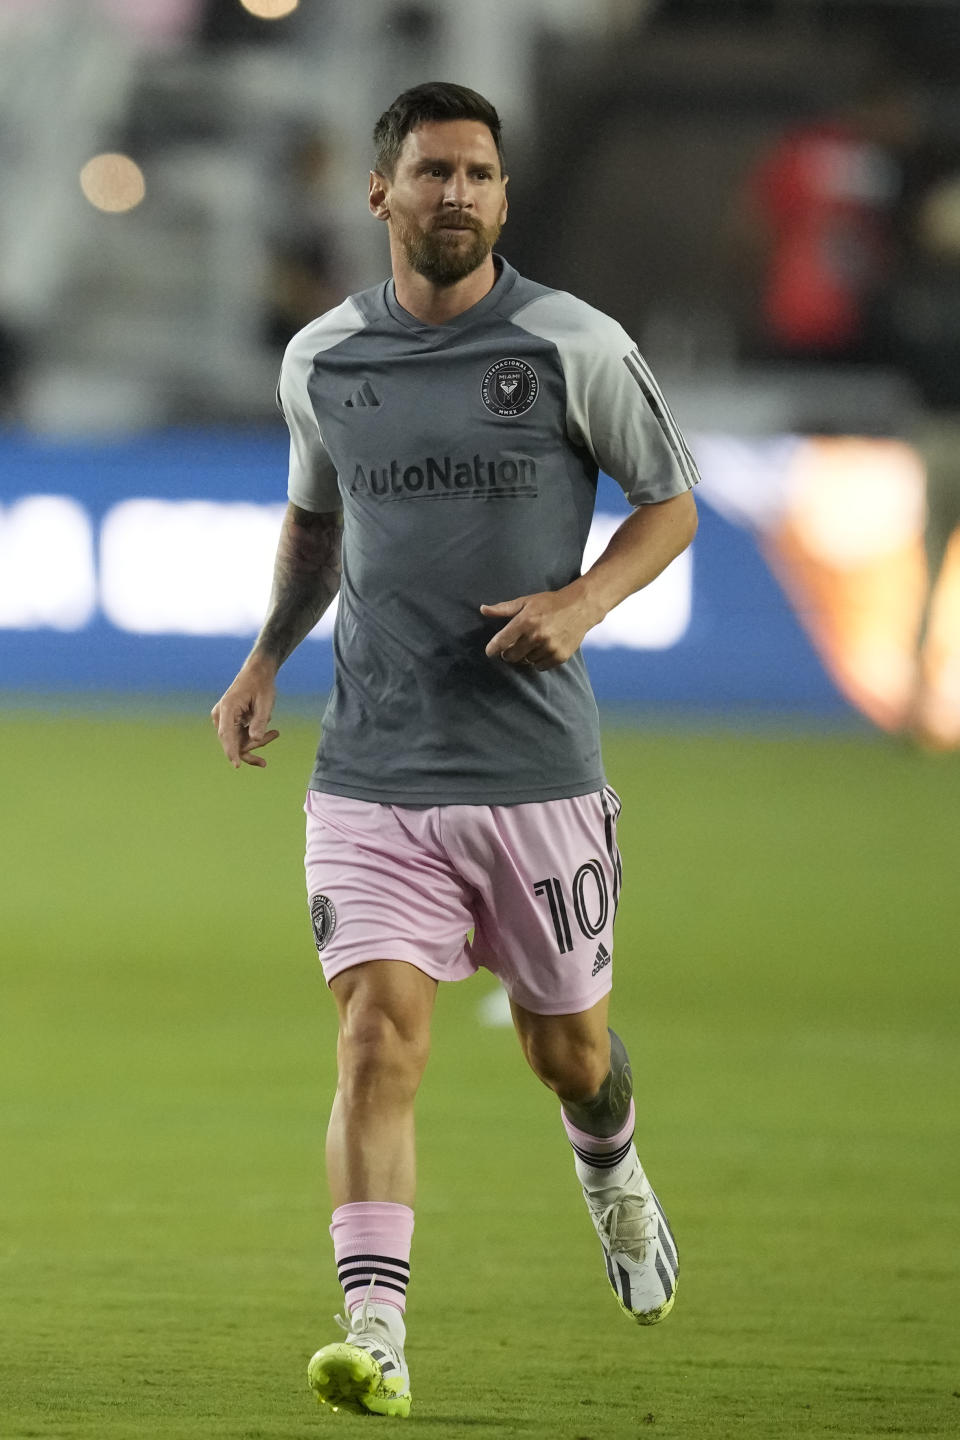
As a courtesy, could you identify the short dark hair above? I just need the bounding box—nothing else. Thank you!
[373,82,506,179]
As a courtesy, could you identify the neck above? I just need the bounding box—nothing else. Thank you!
[391,251,499,325]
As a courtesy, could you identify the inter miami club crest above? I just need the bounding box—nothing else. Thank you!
[481,357,539,418]
[310,894,337,953]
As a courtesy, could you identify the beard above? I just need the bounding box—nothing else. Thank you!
[392,208,502,287]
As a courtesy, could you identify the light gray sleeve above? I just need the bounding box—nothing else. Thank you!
[277,298,366,512]
[511,292,700,506]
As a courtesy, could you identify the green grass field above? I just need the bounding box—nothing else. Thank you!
[2,708,958,1439]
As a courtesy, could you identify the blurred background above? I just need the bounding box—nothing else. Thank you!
[3,10,959,1435]
[2,0,960,740]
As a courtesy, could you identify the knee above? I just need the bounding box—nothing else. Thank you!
[337,1004,430,1101]
[525,1034,610,1104]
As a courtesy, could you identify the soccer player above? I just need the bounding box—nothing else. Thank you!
[212,82,698,1419]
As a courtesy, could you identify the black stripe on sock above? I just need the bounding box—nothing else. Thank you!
[570,1148,632,1170]
[342,1276,408,1297]
[571,1152,630,1171]
[338,1260,410,1285]
[337,1253,410,1273]
[339,1273,410,1292]
[570,1135,634,1169]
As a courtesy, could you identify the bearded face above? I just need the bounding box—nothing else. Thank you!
[390,206,504,287]
[373,120,508,292]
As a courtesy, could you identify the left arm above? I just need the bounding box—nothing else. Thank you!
[482,489,698,670]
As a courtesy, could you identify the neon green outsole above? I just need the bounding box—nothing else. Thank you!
[622,1280,678,1326]
[307,1342,412,1418]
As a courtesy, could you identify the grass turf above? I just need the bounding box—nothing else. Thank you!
[1,708,958,1438]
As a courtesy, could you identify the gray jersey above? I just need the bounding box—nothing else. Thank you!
[278,258,698,805]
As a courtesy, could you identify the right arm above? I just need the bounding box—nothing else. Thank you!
[211,502,342,769]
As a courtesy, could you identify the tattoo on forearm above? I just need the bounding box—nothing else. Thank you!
[254,506,342,667]
[563,1028,634,1138]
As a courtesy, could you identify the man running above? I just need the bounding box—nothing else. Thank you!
[212,81,698,1419]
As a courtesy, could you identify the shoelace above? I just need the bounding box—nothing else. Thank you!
[595,1190,656,1258]
[335,1276,376,1337]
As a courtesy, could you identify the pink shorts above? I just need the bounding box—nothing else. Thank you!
[303,787,623,1016]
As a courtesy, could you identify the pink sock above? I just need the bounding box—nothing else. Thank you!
[330,1201,414,1314]
[562,1098,636,1170]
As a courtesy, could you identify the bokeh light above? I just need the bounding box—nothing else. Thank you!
[79,153,146,214]
[239,0,300,20]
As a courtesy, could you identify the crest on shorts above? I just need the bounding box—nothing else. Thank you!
[310,893,337,953]
[481,357,539,417]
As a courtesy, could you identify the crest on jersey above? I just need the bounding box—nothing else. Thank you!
[481,358,539,417]
[310,894,337,953]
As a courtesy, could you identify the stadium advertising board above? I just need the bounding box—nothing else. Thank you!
[1,429,957,746]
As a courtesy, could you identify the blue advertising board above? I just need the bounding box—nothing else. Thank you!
[0,427,849,717]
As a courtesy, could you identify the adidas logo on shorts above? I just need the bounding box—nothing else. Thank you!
[592,943,611,977]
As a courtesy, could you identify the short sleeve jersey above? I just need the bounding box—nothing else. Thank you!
[278,257,698,806]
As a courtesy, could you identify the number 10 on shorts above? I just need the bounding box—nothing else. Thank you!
[533,861,610,955]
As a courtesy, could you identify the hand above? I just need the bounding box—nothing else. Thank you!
[481,583,602,670]
[211,659,280,769]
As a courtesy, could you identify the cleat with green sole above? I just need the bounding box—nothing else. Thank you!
[308,1306,411,1419]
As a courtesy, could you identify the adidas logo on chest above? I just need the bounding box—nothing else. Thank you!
[344,380,381,409]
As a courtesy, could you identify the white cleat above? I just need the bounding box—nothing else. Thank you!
[583,1155,679,1324]
[307,1294,411,1418]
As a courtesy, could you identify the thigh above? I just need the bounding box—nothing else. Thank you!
[330,958,438,1042]
[304,791,480,989]
[454,787,623,1016]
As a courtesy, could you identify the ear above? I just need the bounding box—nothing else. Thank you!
[499,175,509,227]
[369,170,390,221]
